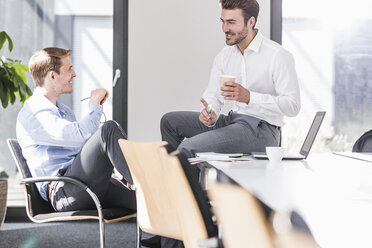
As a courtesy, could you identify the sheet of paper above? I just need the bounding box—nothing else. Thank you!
[188,152,251,163]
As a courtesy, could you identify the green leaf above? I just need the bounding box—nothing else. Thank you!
[17,64,29,72]
[26,85,32,97]
[19,83,28,103]
[1,68,14,89]
[13,73,22,88]
[0,32,6,51]
[4,32,13,52]
[0,81,8,108]
[10,91,16,104]
[0,31,13,52]
[14,65,27,83]
[2,97,8,108]
[0,31,30,107]
[18,89,26,103]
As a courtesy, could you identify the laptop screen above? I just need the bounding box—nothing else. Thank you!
[299,111,326,157]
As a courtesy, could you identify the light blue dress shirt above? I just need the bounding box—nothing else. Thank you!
[16,88,103,201]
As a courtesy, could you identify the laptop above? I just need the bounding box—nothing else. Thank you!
[251,111,326,160]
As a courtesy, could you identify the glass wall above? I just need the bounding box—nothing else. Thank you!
[0,0,113,206]
[281,0,372,152]
[0,1,54,205]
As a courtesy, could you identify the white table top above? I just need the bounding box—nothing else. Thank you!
[208,153,372,248]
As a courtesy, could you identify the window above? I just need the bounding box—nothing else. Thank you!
[281,0,371,152]
[0,0,113,207]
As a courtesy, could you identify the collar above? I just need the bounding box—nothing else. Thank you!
[234,29,263,55]
[32,88,58,111]
[247,29,263,53]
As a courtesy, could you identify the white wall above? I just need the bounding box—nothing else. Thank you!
[128,0,271,141]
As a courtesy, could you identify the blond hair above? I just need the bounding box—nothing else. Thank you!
[28,47,72,86]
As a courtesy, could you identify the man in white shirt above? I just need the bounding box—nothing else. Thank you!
[161,0,300,157]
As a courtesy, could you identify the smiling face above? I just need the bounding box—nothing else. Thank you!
[220,8,257,51]
[221,8,248,46]
[51,56,76,94]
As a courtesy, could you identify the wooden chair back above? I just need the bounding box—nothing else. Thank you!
[208,179,320,248]
[208,181,275,248]
[118,140,183,240]
[119,139,214,248]
[161,153,210,248]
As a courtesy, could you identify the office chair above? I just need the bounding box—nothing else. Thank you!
[352,129,372,152]
[7,139,136,248]
[207,170,319,248]
[118,139,219,248]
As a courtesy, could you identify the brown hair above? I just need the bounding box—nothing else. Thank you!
[220,0,260,27]
[28,47,72,86]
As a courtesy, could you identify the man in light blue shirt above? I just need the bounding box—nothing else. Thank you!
[16,47,135,212]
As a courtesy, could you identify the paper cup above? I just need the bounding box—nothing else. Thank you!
[220,75,236,88]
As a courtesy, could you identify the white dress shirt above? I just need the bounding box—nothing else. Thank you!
[16,88,102,200]
[202,30,301,127]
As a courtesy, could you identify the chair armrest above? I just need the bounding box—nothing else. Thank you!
[19,176,103,222]
[20,176,106,248]
[19,176,89,191]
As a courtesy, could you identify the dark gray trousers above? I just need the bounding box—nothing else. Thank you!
[50,120,136,212]
[160,111,280,158]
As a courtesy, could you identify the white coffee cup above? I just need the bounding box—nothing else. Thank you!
[266,146,285,162]
[220,75,236,88]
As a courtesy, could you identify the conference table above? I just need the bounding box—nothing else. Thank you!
[205,153,372,248]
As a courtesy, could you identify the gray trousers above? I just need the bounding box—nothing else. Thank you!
[50,120,136,212]
[161,111,280,158]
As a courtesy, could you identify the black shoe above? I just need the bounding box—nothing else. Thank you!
[141,235,161,248]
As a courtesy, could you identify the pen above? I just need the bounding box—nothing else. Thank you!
[206,104,212,114]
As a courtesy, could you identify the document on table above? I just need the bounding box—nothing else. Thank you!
[188,152,251,164]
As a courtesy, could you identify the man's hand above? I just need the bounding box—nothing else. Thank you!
[90,88,109,106]
[221,82,250,103]
[199,98,218,126]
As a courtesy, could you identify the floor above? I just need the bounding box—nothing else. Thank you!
[0,220,137,248]
[2,173,140,248]
[7,173,25,207]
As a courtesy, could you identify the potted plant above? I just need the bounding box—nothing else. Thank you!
[0,31,31,228]
[0,171,8,229]
[0,31,32,109]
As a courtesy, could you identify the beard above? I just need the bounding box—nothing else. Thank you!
[225,27,248,46]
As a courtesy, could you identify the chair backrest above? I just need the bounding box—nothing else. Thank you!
[7,139,55,216]
[118,140,183,240]
[162,153,216,248]
[208,180,275,248]
[352,129,372,152]
[118,139,213,248]
[208,179,320,248]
